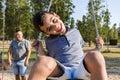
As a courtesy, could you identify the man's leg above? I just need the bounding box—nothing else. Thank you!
[84,50,108,80]
[21,76,26,80]
[19,60,27,80]
[15,74,21,80]
[13,61,21,80]
[28,56,63,80]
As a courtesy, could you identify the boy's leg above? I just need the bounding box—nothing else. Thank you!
[84,50,108,80]
[28,56,63,80]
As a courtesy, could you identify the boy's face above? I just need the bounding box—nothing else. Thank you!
[40,13,66,35]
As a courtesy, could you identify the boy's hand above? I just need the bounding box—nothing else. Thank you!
[32,40,45,55]
[95,37,104,49]
[32,40,39,48]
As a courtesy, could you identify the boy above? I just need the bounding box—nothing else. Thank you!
[28,11,108,80]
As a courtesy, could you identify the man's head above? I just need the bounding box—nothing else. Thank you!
[33,11,66,35]
[15,30,23,41]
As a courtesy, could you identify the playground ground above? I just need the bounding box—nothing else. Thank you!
[0,41,120,80]
[0,58,120,80]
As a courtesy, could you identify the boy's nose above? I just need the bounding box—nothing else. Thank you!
[51,24,58,30]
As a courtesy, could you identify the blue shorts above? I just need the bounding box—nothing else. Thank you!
[12,59,27,76]
[48,54,90,80]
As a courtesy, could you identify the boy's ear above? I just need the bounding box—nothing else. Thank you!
[53,12,60,18]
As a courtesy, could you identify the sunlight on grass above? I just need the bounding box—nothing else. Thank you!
[1,41,120,74]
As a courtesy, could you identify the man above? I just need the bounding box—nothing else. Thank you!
[7,30,31,80]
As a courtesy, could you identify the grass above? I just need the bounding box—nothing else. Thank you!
[84,44,120,73]
[1,41,120,73]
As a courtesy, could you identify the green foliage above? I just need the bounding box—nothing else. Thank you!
[109,24,118,39]
[50,0,75,25]
[0,0,118,42]
[0,0,3,35]
[0,0,75,40]
[70,17,75,28]
[4,0,34,39]
[76,0,118,46]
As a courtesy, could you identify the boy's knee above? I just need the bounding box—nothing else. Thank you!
[85,51,108,80]
[35,56,57,74]
[85,51,106,67]
[87,50,104,59]
[84,51,106,75]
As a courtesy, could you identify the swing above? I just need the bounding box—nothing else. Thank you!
[90,0,101,51]
[35,0,53,58]
[34,0,101,80]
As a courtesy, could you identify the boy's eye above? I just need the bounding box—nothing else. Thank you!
[52,19,57,23]
[47,27,51,32]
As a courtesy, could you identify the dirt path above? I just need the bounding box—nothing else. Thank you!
[0,60,119,80]
[0,70,120,80]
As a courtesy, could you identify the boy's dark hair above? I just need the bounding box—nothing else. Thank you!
[33,11,53,32]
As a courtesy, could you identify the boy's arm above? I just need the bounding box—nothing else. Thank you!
[32,40,46,56]
[38,41,46,55]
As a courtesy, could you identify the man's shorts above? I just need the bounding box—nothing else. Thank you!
[48,58,90,80]
[12,59,27,76]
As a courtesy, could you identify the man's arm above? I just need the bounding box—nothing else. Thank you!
[24,48,31,66]
[24,40,31,66]
[7,48,12,66]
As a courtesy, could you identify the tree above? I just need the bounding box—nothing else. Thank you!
[50,0,75,25]
[1,0,75,40]
[77,0,104,46]
[5,0,34,39]
[76,0,112,47]
[70,17,75,28]
[109,24,118,39]
[31,0,75,38]
[117,26,120,42]
[0,0,3,37]
[101,8,111,42]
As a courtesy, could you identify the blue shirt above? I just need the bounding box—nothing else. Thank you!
[10,39,31,60]
[45,28,85,67]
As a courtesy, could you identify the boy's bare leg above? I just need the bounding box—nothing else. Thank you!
[28,56,62,80]
[84,50,108,80]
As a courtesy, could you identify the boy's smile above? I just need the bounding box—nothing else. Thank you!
[40,13,66,35]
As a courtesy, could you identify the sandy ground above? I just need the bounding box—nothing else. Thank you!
[0,66,120,80]
[0,72,120,80]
